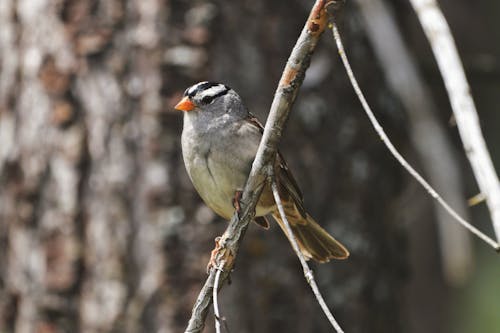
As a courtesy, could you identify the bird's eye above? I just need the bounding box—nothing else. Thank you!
[201,95,214,104]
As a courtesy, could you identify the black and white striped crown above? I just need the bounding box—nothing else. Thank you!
[184,81,230,104]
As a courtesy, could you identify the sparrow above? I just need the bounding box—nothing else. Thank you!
[175,81,349,262]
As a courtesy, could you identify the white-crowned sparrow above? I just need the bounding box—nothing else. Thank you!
[175,81,349,262]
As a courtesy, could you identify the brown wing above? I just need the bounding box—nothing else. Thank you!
[275,152,306,218]
[244,114,306,218]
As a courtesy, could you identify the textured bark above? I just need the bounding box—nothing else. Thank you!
[0,0,440,332]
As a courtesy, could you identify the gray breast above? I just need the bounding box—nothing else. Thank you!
[181,114,251,219]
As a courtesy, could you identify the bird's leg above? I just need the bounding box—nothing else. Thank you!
[207,236,222,273]
[206,190,242,273]
[232,190,243,216]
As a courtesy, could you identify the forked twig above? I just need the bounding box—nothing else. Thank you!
[354,0,473,285]
[330,21,499,251]
[270,175,344,333]
[407,0,500,244]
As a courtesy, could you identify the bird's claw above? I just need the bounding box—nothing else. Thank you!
[232,190,243,216]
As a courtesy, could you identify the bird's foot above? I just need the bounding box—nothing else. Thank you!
[232,190,243,216]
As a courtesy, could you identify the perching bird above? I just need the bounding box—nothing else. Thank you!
[175,81,349,262]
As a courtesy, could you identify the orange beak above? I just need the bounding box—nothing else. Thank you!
[174,96,196,112]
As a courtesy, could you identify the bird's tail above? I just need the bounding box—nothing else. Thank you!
[272,212,349,263]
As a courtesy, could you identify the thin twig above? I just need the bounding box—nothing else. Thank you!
[408,0,500,243]
[213,263,224,333]
[354,0,473,285]
[270,176,344,333]
[184,1,332,332]
[331,21,500,251]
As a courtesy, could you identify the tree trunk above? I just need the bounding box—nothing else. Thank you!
[0,1,414,332]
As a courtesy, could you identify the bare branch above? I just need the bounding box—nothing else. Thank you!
[270,176,344,333]
[408,0,500,243]
[184,1,332,331]
[330,21,500,251]
[354,0,473,285]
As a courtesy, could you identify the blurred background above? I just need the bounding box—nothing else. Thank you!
[0,0,499,332]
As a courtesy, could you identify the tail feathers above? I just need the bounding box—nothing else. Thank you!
[272,213,349,263]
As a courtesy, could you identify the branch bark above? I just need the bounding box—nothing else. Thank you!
[184,1,332,332]
[408,0,500,244]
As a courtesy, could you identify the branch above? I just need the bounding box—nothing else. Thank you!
[270,176,344,333]
[354,0,473,285]
[330,21,500,251]
[408,0,500,243]
[184,1,332,332]
[213,263,224,333]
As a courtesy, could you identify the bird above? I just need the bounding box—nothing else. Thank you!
[175,81,349,263]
